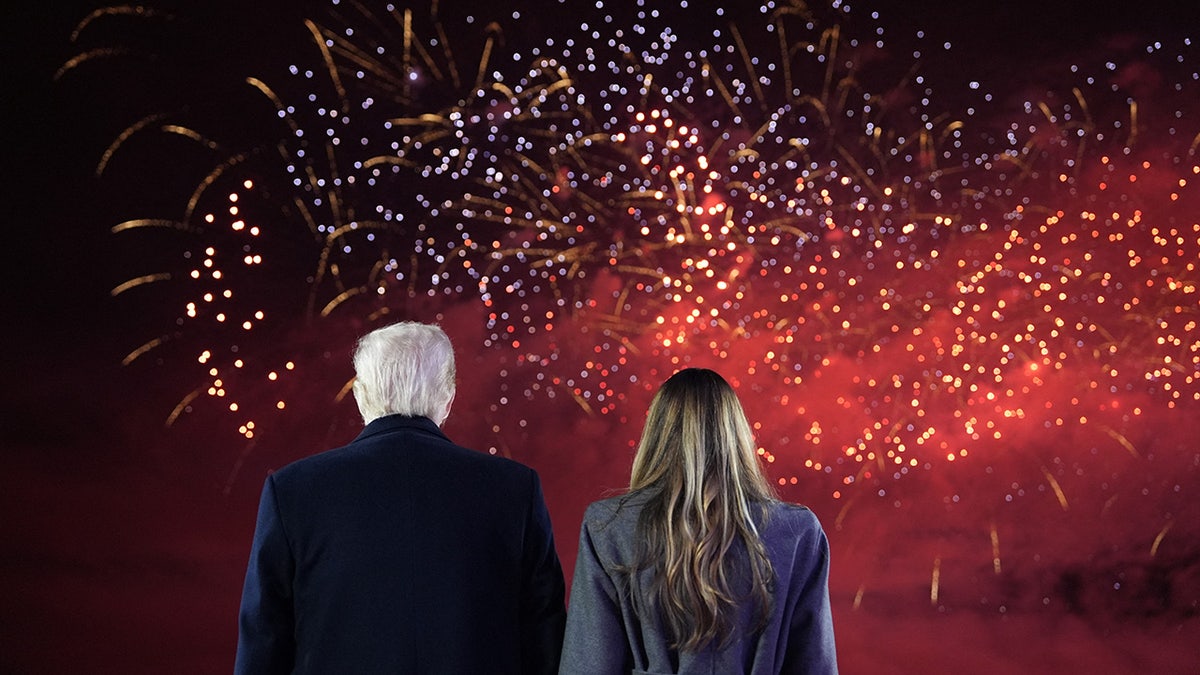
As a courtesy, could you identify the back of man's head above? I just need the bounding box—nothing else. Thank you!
[352,322,456,425]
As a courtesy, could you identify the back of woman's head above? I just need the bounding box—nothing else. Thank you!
[629,368,776,651]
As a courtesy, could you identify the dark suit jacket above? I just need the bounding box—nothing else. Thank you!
[559,491,837,674]
[235,415,566,674]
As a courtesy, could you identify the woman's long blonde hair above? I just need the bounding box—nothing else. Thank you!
[628,368,777,651]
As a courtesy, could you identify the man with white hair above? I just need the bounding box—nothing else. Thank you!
[235,321,566,674]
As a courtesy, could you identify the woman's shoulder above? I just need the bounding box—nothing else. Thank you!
[762,500,827,538]
[582,489,654,533]
[585,489,649,516]
[577,491,653,565]
[766,499,816,517]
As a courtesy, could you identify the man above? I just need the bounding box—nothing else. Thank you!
[235,322,566,674]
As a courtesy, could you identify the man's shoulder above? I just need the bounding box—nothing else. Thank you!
[447,444,538,483]
[272,426,535,485]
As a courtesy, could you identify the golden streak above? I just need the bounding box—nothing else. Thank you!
[361,155,417,169]
[325,147,344,220]
[730,24,766,106]
[333,7,456,96]
[1071,87,1094,126]
[97,114,167,176]
[388,113,454,126]
[54,47,134,81]
[1127,100,1138,149]
[429,3,460,88]
[833,488,859,530]
[320,287,365,317]
[111,273,171,296]
[1100,424,1140,458]
[568,388,595,415]
[990,523,1002,574]
[930,556,941,605]
[818,25,839,102]
[852,584,865,610]
[160,125,220,150]
[701,58,744,121]
[185,154,249,223]
[335,377,355,403]
[122,337,164,366]
[70,6,170,42]
[291,193,322,239]
[474,24,503,97]
[305,19,348,111]
[772,17,792,99]
[1040,465,1070,511]
[1036,101,1056,125]
[246,77,303,139]
[111,219,188,234]
[403,8,413,98]
[304,5,412,94]
[1150,521,1173,557]
[166,388,202,427]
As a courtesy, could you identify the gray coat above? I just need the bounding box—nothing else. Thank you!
[560,490,837,675]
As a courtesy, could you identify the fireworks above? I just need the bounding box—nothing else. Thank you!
[67,0,1198,522]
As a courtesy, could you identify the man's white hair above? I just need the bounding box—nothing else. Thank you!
[352,322,456,425]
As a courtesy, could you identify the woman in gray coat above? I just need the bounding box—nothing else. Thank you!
[560,368,838,674]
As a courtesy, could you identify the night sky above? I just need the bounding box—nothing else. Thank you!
[5,1,1200,672]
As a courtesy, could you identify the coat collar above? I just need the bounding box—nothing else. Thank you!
[354,414,448,443]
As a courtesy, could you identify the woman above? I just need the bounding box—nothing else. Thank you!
[560,368,837,674]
